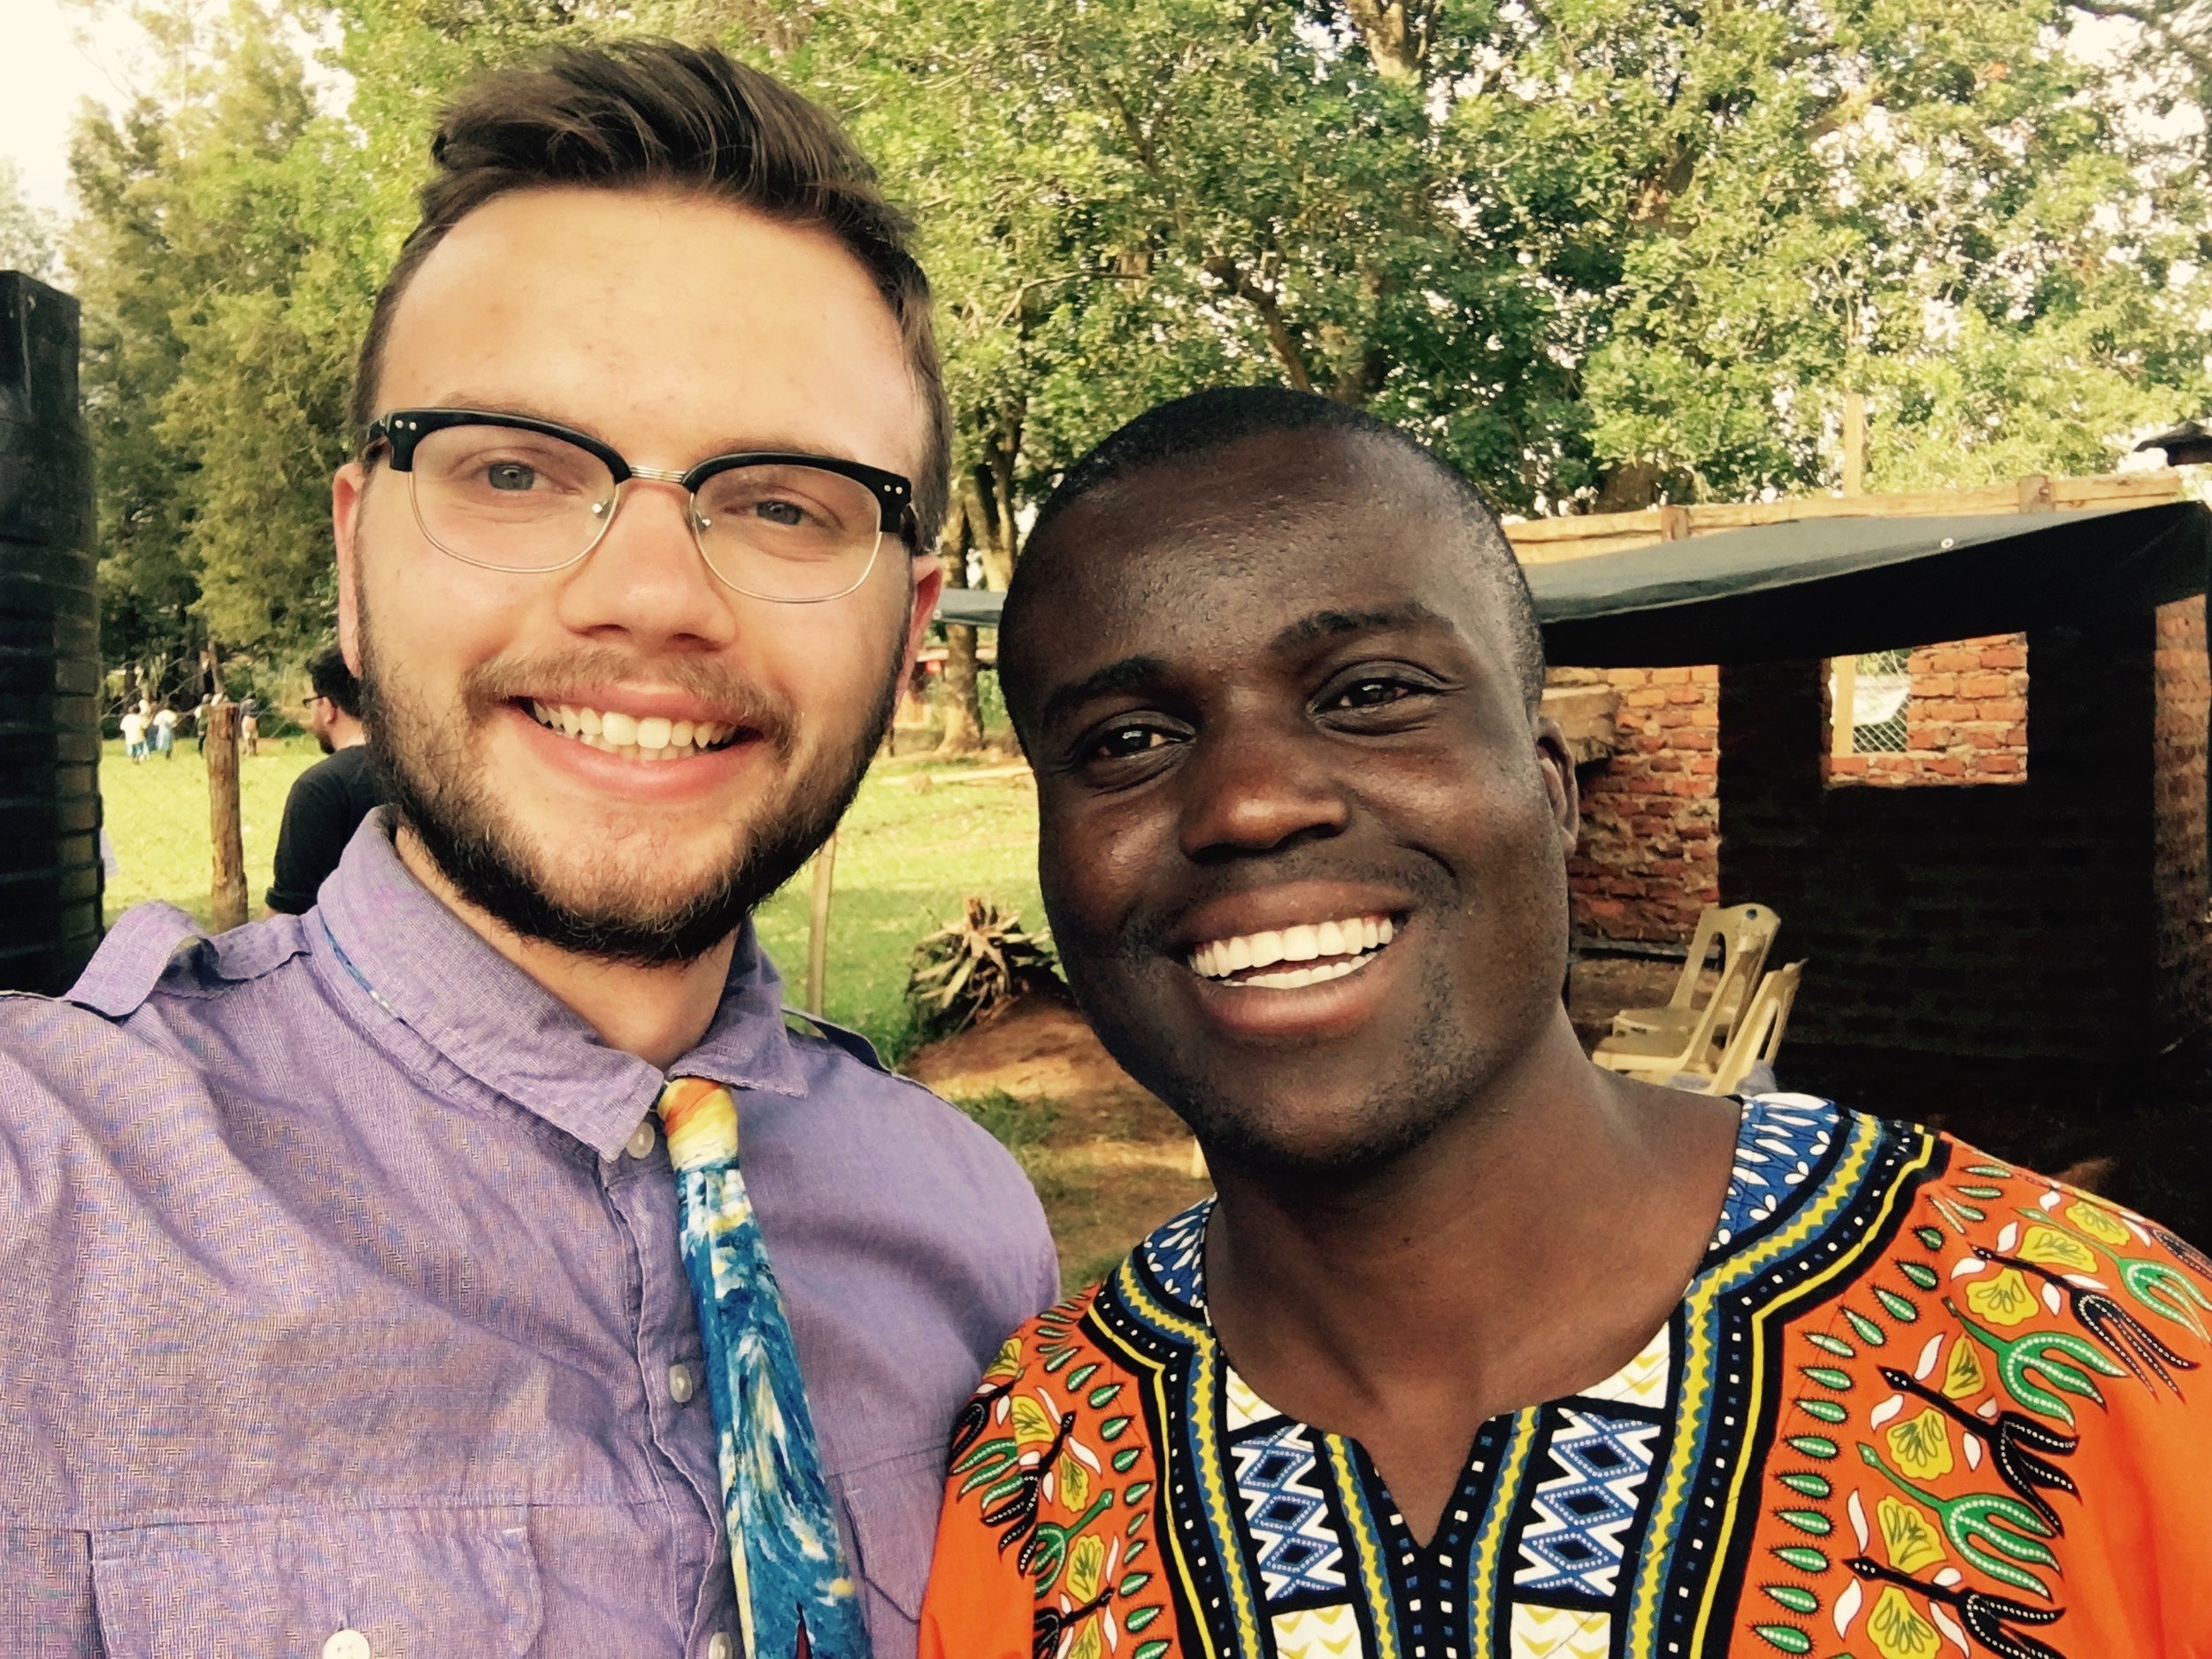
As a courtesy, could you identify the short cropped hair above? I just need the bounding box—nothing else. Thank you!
[307,643,364,719]
[1014,387,1546,706]
[349,40,950,548]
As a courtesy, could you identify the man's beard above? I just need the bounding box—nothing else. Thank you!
[357,617,904,967]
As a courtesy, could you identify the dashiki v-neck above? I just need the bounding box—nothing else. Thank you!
[919,1096,2212,1659]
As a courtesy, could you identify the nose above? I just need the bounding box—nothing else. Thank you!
[550,475,738,651]
[1176,710,1350,862]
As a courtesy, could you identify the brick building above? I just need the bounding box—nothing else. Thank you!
[1514,475,2212,1232]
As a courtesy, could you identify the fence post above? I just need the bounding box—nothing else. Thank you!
[206,699,247,930]
[804,829,838,1016]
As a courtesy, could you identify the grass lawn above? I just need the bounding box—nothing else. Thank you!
[100,739,1044,1057]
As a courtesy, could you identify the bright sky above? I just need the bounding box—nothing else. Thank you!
[1,0,156,216]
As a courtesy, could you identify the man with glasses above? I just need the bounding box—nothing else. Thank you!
[0,42,1056,1658]
[265,644,382,915]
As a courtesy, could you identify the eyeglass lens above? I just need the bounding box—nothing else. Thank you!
[405,423,885,601]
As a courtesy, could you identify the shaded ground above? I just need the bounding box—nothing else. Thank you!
[908,994,1210,1290]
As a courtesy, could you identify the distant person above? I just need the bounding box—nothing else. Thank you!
[239,698,261,757]
[118,704,147,763]
[150,704,178,758]
[264,647,385,915]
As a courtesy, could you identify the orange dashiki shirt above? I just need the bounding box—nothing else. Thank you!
[920,1096,2212,1659]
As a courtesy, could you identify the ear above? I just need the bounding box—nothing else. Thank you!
[333,461,367,678]
[901,549,944,683]
[1532,712,1581,853]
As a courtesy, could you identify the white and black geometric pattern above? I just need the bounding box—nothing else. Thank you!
[1513,1407,1663,1601]
[1228,1418,1348,1605]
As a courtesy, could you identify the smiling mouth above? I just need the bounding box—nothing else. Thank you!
[524,700,747,763]
[1186,914,1397,989]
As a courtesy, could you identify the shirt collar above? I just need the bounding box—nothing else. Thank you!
[315,810,809,1159]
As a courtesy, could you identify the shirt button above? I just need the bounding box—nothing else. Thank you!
[323,1632,374,1659]
[667,1362,697,1404]
[626,1120,657,1159]
[708,1634,733,1659]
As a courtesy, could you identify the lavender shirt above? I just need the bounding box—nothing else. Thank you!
[0,815,1058,1658]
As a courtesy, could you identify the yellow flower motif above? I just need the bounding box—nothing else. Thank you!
[1964,1267,2039,1329]
[984,1337,1024,1383]
[1057,1451,1092,1510]
[1066,1532,1108,1602]
[1886,1408,1955,1479]
[1941,1337,1987,1401]
[2067,1201,2131,1246]
[1878,1495,1949,1574]
[1869,1586,1942,1659]
[1011,1394,1056,1448]
[2018,1225,2096,1274]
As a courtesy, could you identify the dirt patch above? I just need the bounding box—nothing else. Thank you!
[906,995,1210,1288]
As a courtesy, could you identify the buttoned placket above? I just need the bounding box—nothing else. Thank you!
[599,1113,745,1659]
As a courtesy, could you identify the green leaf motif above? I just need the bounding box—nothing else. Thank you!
[1125,1606,1163,1632]
[1796,1398,1849,1425]
[1916,1227,1947,1251]
[1800,1366,1854,1391]
[1786,1435,1839,1460]
[1803,1332,1855,1358]
[1898,1262,1940,1292]
[1066,1363,1099,1391]
[1874,1286,1919,1323]
[1118,1571,1153,1596]
[1764,1585,1821,1616]
[1842,1310,1886,1348]
[1088,1383,1125,1409]
[1754,1624,1814,1654]
[1124,1480,1152,1506]
[1111,1448,1141,1473]
[1778,1509,1835,1536]
[1134,1642,1171,1659]
[1772,1546,1830,1574]
[1780,1471,1832,1499]
[1100,1416,1133,1440]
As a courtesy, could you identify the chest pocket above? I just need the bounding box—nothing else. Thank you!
[836,1442,950,1639]
[89,1506,543,1658]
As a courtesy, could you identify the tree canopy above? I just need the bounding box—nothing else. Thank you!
[53,0,2212,699]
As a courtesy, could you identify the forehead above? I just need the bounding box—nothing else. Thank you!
[377,186,925,469]
[1017,429,1502,678]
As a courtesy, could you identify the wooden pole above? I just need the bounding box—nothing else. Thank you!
[1842,391,1868,497]
[205,698,247,931]
[1831,391,1869,757]
[804,829,838,1017]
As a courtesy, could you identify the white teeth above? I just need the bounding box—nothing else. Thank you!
[526,702,733,759]
[1186,913,1400,984]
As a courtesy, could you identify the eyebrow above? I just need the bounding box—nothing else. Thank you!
[1038,654,1173,734]
[1269,600,1456,652]
[419,398,864,465]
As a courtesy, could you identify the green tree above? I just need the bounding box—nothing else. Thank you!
[0,158,60,282]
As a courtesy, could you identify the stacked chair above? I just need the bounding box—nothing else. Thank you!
[1593,903,1805,1096]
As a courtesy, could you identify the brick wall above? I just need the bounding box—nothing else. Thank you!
[2153,595,2211,1036]
[1557,664,1720,944]
[1826,633,2031,787]
[1719,618,2163,1063]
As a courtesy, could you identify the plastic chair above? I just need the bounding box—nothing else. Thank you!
[1592,907,1777,1080]
[1609,903,1779,1048]
[1693,960,1804,1096]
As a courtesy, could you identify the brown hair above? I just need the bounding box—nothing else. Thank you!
[349,39,950,548]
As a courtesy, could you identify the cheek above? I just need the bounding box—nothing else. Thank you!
[357,503,518,687]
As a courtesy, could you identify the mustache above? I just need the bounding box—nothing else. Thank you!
[459,649,798,758]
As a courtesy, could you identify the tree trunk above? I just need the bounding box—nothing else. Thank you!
[205,699,247,930]
[938,624,985,755]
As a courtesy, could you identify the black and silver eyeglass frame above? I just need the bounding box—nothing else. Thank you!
[360,406,921,601]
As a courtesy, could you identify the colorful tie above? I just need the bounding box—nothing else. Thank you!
[657,1076,872,1659]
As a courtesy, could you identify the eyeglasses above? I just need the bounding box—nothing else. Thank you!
[363,408,918,603]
